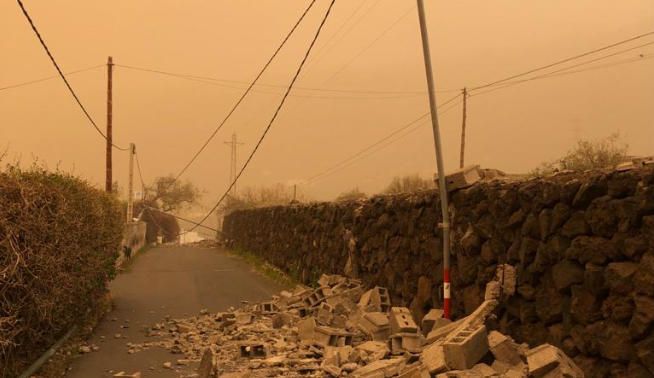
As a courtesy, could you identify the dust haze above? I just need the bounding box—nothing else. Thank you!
[2,0,653,223]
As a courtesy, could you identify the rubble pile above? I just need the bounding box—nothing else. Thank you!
[132,269,583,377]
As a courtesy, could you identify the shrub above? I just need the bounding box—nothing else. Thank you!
[0,166,123,377]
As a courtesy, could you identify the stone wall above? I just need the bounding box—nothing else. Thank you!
[116,220,147,267]
[223,168,654,377]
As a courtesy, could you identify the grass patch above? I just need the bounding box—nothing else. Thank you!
[229,248,297,288]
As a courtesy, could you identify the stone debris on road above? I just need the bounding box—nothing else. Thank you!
[129,270,583,377]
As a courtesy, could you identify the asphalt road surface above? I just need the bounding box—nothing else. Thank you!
[66,245,285,378]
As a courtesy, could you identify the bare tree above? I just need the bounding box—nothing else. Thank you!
[383,174,434,194]
[531,133,629,176]
[335,187,367,202]
[221,183,306,215]
[145,175,200,212]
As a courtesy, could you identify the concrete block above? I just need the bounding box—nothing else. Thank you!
[496,264,517,297]
[471,363,497,376]
[398,363,431,378]
[358,311,391,341]
[316,302,334,325]
[313,325,354,348]
[238,342,267,358]
[488,330,522,365]
[255,301,279,314]
[389,307,419,334]
[443,324,489,370]
[355,341,389,362]
[484,280,501,301]
[359,287,391,313]
[113,373,141,378]
[436,165,481,192]
[389,333,424,354]
[419,342,448,374]
[304,286,332,308]
[421,309,444,335]
[351,358,406,377]
[197,349,214,378]
[235,313,253,325]
[297,317,316,342]
[426,318,464,344]
[526,343,583,378]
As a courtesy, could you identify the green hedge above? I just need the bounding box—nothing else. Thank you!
[0,167,123,377]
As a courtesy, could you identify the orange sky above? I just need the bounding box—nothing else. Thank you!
[2,0,653,221]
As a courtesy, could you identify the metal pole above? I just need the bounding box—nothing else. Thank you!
[127,143,135,223]
[106,56,113,192]
[459,87,468,168]
[415,0,452,319]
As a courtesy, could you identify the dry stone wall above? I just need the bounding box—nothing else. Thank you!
[223,168,654,377]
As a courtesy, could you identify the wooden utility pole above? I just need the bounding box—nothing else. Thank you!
[105,56,113,192]
[459,87,468,168]
[126,143,135,223]
[416,0,452,319]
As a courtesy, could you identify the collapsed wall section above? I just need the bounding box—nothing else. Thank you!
[223,168,654,376]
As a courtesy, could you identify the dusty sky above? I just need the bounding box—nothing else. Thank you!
[2,0,653,221]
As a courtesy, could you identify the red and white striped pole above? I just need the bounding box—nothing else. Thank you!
[415,0,452,319]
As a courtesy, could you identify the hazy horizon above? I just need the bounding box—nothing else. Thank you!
[2,0,653,224]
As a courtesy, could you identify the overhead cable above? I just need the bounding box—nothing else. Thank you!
[189,0,338,232]
[16,0,128,151]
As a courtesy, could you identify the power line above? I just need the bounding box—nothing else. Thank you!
[16,0,128,151]
[115,63,426,97]
[0,64,103,92]
[145,206,219,233]
[172,0,319,182]
[308,99,463,184]
[471,51,654,98]
[190,0,338,232]
[307,93,461,183]
[324,5,415,82]
[303,0,382,74]
[469,30,654,91]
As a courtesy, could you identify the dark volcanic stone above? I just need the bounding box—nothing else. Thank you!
[562,211,590,237]
[552,259,585,291]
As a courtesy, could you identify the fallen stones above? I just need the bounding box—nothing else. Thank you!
[126,273,581,378]
[526,343,584,377]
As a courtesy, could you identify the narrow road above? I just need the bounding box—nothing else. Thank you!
[66,245,285,378]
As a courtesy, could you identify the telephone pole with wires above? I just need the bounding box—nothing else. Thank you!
[106,56,114,192]
[459,87,468,168]
[224,133,244,196]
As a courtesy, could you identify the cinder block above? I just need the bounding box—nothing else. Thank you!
[443,324,489,370]
[390,307,419,334]
[389,333,424,354]
[239,342,268,358]
[419,342,447,374]
[351,358,405,377]
[398,363,431,378]
[488,330,522,365]
[297,317,316,342]
[355,341,389,362]
[435,165,481,192]
[359,287,391,313]
[255,301,280,314]
[313,326,353,348]
[421,309,444,335]
[303,286,332,308]
[357,312,391,341]
[316,302,334,325]
[526,343,583,378]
